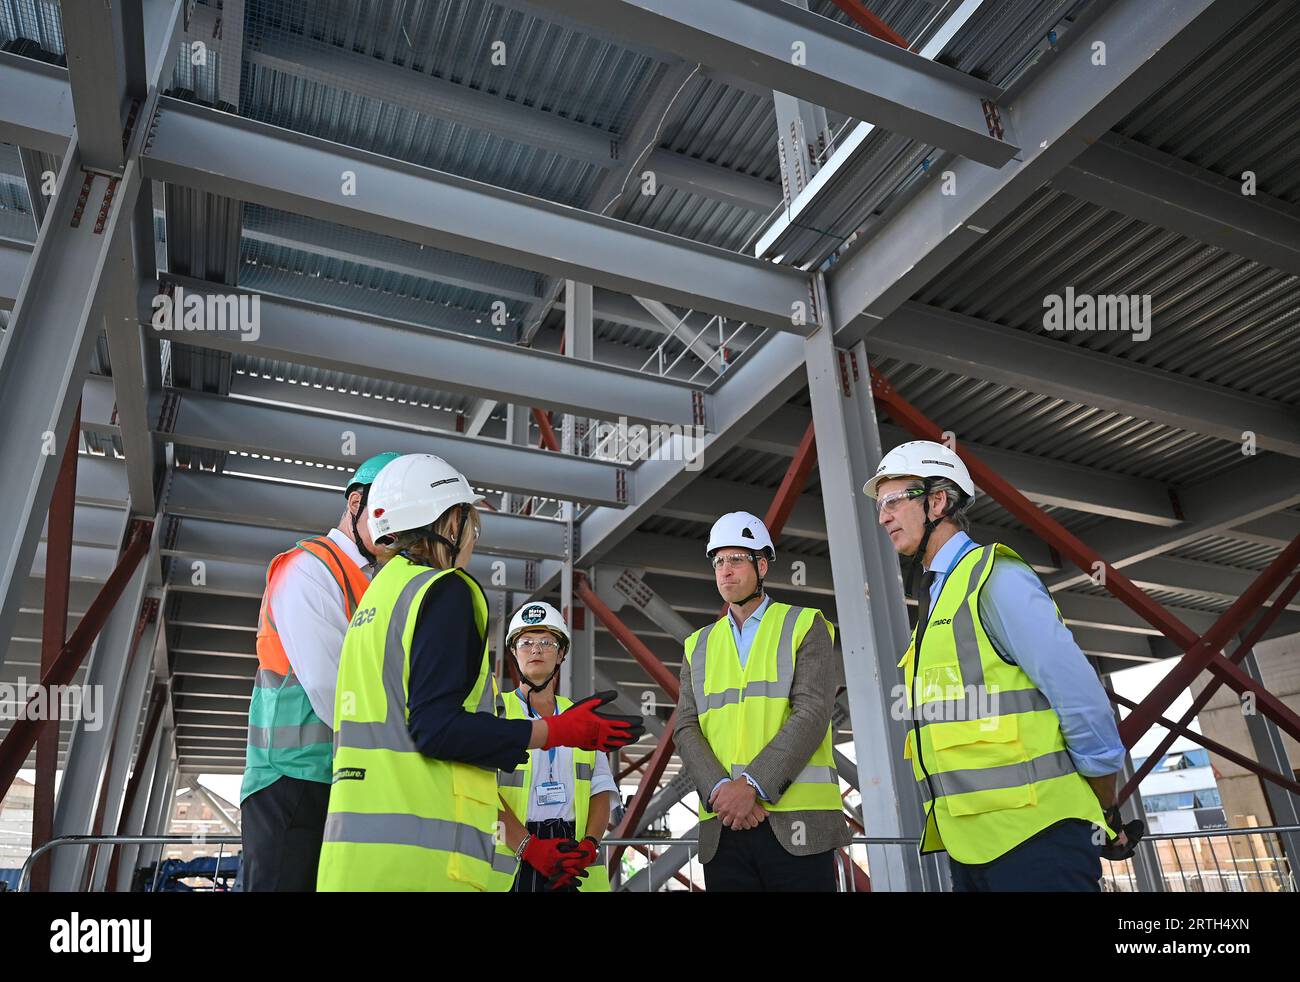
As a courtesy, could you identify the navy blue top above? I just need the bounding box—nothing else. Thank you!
[405,570,531,771]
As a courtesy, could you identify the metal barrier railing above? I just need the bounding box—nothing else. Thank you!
[1101,826,1296,893]
[16,826,1299,892]
[17,834,241,893]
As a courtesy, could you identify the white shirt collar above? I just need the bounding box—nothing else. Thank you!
[326,527,369,570]
[925,530,974,577]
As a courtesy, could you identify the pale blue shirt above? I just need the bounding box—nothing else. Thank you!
[923,532,1126,778]
[709,595,774,803]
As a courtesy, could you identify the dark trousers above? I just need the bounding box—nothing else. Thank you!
[240,776,331,892]
[513,818,580,893]
[949,818,1102,892]
[704,821,837,892]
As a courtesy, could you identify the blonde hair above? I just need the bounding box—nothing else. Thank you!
[400,504,482,569]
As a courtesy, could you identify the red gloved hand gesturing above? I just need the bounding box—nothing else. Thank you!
[542,691,645,752]
[548,836,600,891]
[522,836,582,878]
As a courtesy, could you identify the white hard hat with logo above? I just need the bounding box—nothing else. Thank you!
[862,440,976,501]
[367,453,484,541]
[506,601,571,653]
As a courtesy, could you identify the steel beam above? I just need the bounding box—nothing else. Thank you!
[164,469,566,561]
[0,52,74,154]
[155,277,705,426]
[142,99,811,331]
[1237,647,1300,866]
[1056,134,1300,277]
[526,0,1015,166]
[164,390,629,507]
[867,303,1300,458]
[1046,454,1300,591]
[829,0,1264,331]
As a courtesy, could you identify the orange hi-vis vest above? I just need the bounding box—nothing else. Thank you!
[240,535,372,802]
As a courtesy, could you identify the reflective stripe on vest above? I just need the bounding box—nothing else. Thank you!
[491,691,612,892]
[242,535,369,801]
[317,558,500,892]
[685,603,841,820]
[901,543,1109,865]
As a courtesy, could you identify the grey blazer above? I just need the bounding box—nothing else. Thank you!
[674,606,851,864]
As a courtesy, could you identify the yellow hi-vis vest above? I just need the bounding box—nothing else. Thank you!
[684,603,841,822]
[490,690,612,893]
[900,543,1110,865]
[316,557,512,891]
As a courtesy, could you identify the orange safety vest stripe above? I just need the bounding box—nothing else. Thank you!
[255,535,371,674]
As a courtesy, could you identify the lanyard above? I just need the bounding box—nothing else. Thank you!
[516,688,558,773]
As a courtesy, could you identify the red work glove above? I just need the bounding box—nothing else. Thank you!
[542,691,645,752]
[548,836,600,891]
[522,836,582,878]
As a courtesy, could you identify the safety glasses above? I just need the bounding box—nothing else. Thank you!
[876,486,927,516]
[710,552,755,571]
[516,638,559,651]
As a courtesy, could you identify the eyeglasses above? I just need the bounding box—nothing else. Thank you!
[711,552,756,571]
[876,487,927,516]
[515,638,559,651]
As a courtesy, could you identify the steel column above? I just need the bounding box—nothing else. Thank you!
[804,306,931,891]
[107,682,167,891]
[89,620,158,892]
[48,555,154,890]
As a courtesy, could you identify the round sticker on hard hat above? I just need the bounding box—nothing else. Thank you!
[521,605,547,624]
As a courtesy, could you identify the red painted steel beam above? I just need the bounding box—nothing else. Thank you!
[532,407,561,452]
[0,520,154,800]
[828,0,908,47]
[104,681,167,892]
[617,748,654,782]
[870,366,1300,746]
[1120,570,1300,801]
[1118,537,1300,745]
[764,421,817,540]
[840,849,872,891]
[29,404,80,892]
[608,711,677,869]
[576,574,680,700]
[1109,691,1300,796]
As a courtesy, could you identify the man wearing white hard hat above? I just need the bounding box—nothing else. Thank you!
[865,440,1136,891]
[489,601,617,892]
[316,454,644,891]
[674,511,849,891]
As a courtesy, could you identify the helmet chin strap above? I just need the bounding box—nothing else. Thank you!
[732,552,766,607]
[906,479,946,600]
[349,487,377,567]
[400,503,470,568]
[511,639,568,715]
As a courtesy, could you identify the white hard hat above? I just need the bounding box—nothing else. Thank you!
[862,440,976,500]
[507,601,570,652]
[367,453,484,541]
[706,511,775,559]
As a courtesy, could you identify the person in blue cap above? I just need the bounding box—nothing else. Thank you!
[240,451,401,891]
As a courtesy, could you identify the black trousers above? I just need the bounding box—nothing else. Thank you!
[948,818,1102,892]
[513,818,580,893]
[240,776,331,892]
[703,821,837,892]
